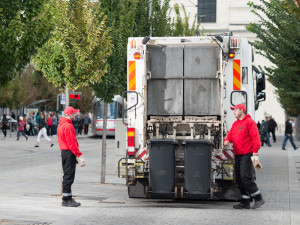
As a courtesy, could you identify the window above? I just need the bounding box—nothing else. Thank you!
[198,0,216,23]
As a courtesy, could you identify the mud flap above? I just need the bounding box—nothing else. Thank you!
[128,179,149,198]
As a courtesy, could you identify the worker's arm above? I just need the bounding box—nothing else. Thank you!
[65,126,82,157]
[249,120,261,154]
[224,125,234,146]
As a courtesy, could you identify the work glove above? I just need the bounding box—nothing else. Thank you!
[251,155,262,171]
[76,156,86,167]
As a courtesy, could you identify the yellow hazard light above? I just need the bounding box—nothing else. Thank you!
[128,131,134,137]
[229,52,235,59]
[133,52,141,59]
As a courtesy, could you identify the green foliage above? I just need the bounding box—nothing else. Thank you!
[247,0,300,116]
[150,0,172,36]
[93,0,139,103]
[0,64,60,110]
[172,3,201,36]
[0,0,55,86]
[33,0,112,91]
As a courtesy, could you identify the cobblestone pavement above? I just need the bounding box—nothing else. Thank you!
[0,133,299,225]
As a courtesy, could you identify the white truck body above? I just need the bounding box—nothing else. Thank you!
[119,34,265,200]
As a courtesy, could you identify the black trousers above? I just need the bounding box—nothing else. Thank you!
[61,150,77,200]
[2,125,7,137]
[269,130,276,142]
[235,153,259,197]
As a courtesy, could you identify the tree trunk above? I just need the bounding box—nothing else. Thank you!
[65,85,69,107]
[101,101,108,184]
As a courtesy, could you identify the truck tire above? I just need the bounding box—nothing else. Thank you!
[128,179,149,198]
[213,180,241,201]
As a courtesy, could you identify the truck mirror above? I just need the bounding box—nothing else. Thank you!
[230,91,247,109]
[257,92,266,102]
[252,66,265,92]
[256,71,265,92]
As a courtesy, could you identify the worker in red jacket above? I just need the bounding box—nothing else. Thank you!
[224,104,265,209]
[58,107,85,207]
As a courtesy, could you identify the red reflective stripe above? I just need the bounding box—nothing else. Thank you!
[215,155,224,161]
[137,150,146,159]
[222,150,234,160]
[96,129,115,131]
[128,151,135,156]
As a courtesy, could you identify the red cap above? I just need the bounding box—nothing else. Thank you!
[230,104,246,111]
[64,106,79,115]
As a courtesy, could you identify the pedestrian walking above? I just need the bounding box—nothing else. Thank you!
[72,115,79,135]
[35,112,40,126]
[282,118,298,150]
[268,116,277,143]
[1,114,8,138]
[51,113,58,136]
[24,115,30,136]
[11,112,16,120]
[27,113,35,136]
[224,104,265,209]
[83,113,91,135]
[17,116,28,141]
[78,115,84,135]
[34,113,54,148]
[260,118,271,147]
[57,106,85,207]
[256,121,261,130]
[47,113,53,136]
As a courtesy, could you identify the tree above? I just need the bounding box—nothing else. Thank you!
[171,3,202,36]
[247,0,300,116]
[0,0,55,86]
[0,63,60,112]
[33,0,112,107]
[71,86,94,114]
[95,0,139,184]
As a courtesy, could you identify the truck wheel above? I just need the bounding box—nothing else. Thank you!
[128,179,149,198]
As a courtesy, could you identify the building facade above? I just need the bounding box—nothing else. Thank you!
[169,0,286,132]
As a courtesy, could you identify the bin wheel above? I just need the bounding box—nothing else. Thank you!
[180,187,184,199]
[145,185,149,199]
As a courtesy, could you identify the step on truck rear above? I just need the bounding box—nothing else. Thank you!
[118,34,266,200]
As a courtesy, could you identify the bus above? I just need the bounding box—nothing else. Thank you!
[91,95,123,136]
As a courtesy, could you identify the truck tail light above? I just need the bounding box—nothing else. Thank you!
[127,128,135,156]
[131,39,136,49]
[134,52,141,59]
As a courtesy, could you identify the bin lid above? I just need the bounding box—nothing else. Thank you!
[148,139,178,144]
[182,139,214,146]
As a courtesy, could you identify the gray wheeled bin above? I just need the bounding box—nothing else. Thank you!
[149,139,177,198]
[183,140,213,199]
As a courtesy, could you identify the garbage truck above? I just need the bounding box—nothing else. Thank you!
[118,33,266,200]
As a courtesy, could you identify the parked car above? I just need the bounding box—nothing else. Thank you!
[0,116,18,132]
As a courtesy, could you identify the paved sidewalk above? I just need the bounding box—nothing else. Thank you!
[0,134,299,225]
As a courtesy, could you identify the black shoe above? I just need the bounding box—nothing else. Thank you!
[233,198,250,209]
[26,136,28,141]
[51,143,54,147]
[268,145,272,147]
[294,147,298,150]
[252,194,265,209]
[252,198,265,209]
[61,198,81,207]
[34,145,39,147]
[282,148,286,150]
